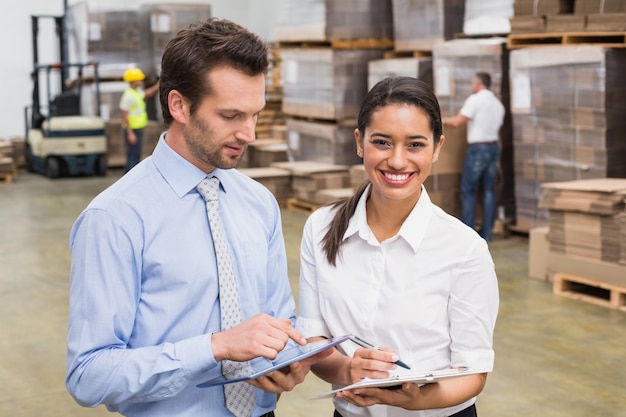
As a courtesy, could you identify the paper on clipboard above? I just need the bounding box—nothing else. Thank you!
[197,335,350,388]
[314,367,477,399]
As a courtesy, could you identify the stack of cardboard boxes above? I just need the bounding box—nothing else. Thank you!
[272,0,394,204]
[532,178,626,311]
[509,46,626,230]
[0,140,15,184]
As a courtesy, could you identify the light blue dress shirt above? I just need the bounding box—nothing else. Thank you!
[66,134,295,416]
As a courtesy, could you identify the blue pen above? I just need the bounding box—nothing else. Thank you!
[348,335,411,370]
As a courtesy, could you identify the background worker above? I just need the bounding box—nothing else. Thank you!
[442,72,505,241]
[119,67,160,173]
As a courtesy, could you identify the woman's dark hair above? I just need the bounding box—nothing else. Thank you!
[321,76,443,266]
[159,18,269,127]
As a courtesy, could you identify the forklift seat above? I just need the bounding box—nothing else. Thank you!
[50,91,81,117]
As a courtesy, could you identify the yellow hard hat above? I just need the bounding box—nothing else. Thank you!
[123,68,146,83]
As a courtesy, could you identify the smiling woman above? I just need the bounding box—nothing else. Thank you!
[296,76,500,417]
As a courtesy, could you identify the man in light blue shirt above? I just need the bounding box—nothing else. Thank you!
[66,18,323,417]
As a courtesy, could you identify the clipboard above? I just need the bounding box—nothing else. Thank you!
[314,367,478,399]
[197,335,350,388]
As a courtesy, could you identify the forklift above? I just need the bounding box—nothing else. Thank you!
[25,15,107,178]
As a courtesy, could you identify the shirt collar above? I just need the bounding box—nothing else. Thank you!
[151,132,232,198]
[343,184,433,252]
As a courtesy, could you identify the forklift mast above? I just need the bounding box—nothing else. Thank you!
[30,15,67,129]
[29,13,101,129]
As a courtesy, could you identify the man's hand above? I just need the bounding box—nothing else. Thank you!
[248,349,334,393]
[211,314,306,362]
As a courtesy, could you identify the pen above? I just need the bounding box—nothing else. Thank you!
[348,335,411,370]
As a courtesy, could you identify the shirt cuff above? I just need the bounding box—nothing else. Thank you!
[175,333,218,376]
[295,316,331,340]
[452,348,495,373]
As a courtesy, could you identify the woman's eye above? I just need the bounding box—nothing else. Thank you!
[408,142,425,148]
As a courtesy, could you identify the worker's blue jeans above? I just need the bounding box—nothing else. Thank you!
[124,128,143,173]
[460,142,500,240]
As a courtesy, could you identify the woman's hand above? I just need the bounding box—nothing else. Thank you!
[349,346,400,383]
[336,382,420,408]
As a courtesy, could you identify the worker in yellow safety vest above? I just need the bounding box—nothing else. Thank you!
[120,68,160,173]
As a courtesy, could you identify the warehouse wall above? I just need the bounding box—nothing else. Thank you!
[0,0,279,140]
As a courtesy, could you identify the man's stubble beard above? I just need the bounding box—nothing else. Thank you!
[184,115,246,170]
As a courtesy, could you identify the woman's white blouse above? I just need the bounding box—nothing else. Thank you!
[297,187,499,417]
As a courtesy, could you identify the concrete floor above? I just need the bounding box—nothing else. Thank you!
[1,169,625,417]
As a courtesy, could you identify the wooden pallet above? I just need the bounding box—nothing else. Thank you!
[382,49,432,59]
[507,31,626,49]
[286,198,321,215]
[0,172,13,184]
[553,273,626,312]
[278,38,394,50]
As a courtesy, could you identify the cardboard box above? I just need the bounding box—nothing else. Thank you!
[274,0,393,42]
[529,227,550,281]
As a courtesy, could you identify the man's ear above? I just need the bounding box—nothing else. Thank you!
[168,90,189,124]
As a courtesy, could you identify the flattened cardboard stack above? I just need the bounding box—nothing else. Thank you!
[0,140,15,183]
[281,48,386,122]
[315,188,355,205]
[236,167,293,203]
[510,0,572,33]
[367,57,433,91]
[286,118,360,166]
[510,0,626,33]
[271,161,350,202]
[539,178,626,288]
[105,120,125,168]
[274,0,393,42]
[10,137,25,168]
[577,0,626,31]
[432,38,512,220]
[392,0,465,52]
[349,164,367,190]
[540,179,626,264]
[509,46,626,230]
[238,139,288,169]
[462,0,513,36]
